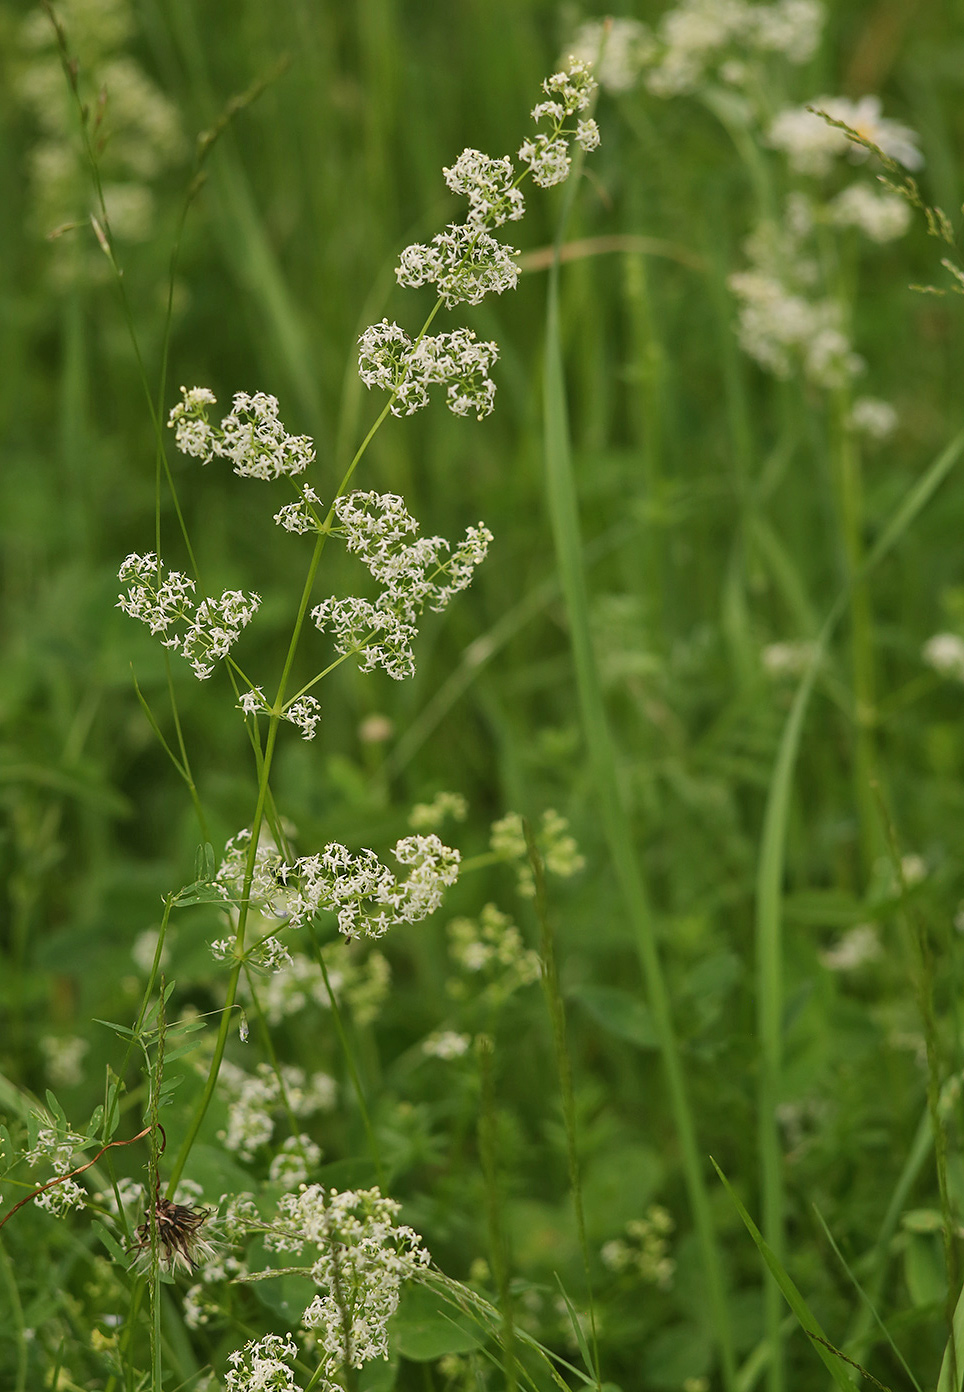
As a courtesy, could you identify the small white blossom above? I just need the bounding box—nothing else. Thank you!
[567,18,655,94]
[829,183,911,243]
[358,321,499,421]
[284,695,322,740]
[923,633,964,682]
[644,0,823,97]
[117,553,259,681]
[517,133,571,188]
[226,1333,302,1392]
[274,485,323,534]
[423,1030,471,1059]
[35,1177,87,1217]
[269,1134,322,1190]
[819,923,882,971]
[769,96,924,177]
[264,1186,430,1374]
[849,397,898,441]
[396,223,519,307]
[575,118,601,152]
[443,148,524,227]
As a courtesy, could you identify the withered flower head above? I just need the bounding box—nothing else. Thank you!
[133,1197,215,1274]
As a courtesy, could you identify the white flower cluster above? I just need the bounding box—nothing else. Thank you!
[447,903,541,1007]
[216,829,460,940]
[761,639,817,678]
[849,397,898,442]
[409,790,469,830]
[243,944,391,1028]
[828,184,911,243]
[396,223,520,307]
[360,60,600,421]
[768,96,923,177]
[269,1134,324,1190]
[632,0,823,98]
[566,19,656,95]
[923,633,964,682]
[169,386,315,479]
[728,198,865,389]
[211,932,293,973]
[240,686,323,741]
[443,148,524,227]
[312,491,492,680]
[422,1030,471,1059]
[117,552,260,680]
[489,808,586,896]
[273,484,323,534]
[215,828,292,920]
[818,923,882,971]
[358,320,499,420]
[39,1034,89,1088]
[16,0,184,281]
[25,1123,88,1216]
[218,1060,335,1161]
[600,1207,676,1289]
[263,1186,430,1373]
[521,59,600,187]
[226,1333,302,1392]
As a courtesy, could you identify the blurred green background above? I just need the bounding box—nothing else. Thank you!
[5,0,964,1388]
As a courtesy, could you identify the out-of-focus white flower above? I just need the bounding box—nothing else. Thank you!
[39,1035,89,1088]
[819,923,882,971]
[829,183,911,243]
[422,1030,471,1059]
[923,633,964,681]
[769,95,923,176]
[761,640,817,677]
[567,18,656,94]
[849,397,898,441]
[409,791,469,830]
[644,0,823,97]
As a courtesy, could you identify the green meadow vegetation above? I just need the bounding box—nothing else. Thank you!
[4,1,964,1389]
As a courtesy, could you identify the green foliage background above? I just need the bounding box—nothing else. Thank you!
[4,1,964,1389]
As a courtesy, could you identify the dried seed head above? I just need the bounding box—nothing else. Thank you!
[133,1197,214,1273]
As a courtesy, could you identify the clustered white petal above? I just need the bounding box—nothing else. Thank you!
[311,491,492,679]
[358,320,499,420]
[260,1186,430,1374]
[728,196,868,390]
[169,387,315,479]
[238,687,322,742]
[215,827,460,940]
[768,95,924,177]
[625,0,824,98]
[118,552,260,680]
[217,1060,336,1161]
[226,1333,301,1392]
[442,148,524,227]
[274,485,323,534]
[396,223,520,307]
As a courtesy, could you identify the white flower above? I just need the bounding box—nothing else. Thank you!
[566,18,655,94]
[819,923,882,971]
[409,791,469,830]
[443,148,524,227]
[274,485,323,534]
[225,1333,302,1392]
[39,1035,89,1088]
[517,133,571,188]
[396,223,519,307]
[117,554,259,681]
[168,386,315,479]
[769,95,923,177]
[829,183,911,243]
[264,1186,430,1374]
[849,397,898,441]
[423,1031,471,1059]
[575,118,601,152]
[358,321,499,420]
[268,1135,322,1190]
[761,640,817,677]
[923,633,964,681]
[34,1177,87,1217]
